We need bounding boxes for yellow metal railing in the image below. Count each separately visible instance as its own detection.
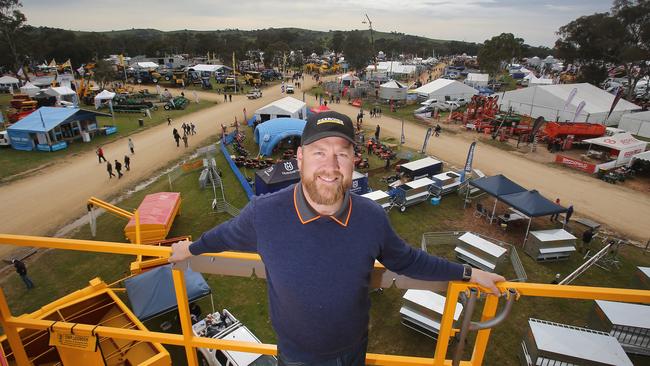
[1,234,650,366]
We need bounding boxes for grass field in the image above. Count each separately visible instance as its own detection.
[2,124,650,365]
[0,99,216,181]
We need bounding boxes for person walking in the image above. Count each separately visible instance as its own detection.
[174,132,181,147]
[12,259,34,289]
[96,146,107,163]
[564,205,574,225]
[224,93,228,102]
[114,160,123,179]
[374,124,381,141]
[550,198,561,221]
[107,161,115,179]
[435,124,442,137]
[167,117,172,126]
[169,111,504,366]
[229,94,232,102]
[124,155,131,171]
[182,134,189,148]
[128,138,135,154]
[191,123,196,135]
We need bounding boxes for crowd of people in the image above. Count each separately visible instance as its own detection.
[96,138,135,180]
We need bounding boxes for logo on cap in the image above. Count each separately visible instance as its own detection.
[316,118,344,126]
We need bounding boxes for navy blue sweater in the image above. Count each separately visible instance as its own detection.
[190,184,463,362]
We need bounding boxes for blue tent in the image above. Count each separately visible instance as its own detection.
[499,190,566,217]
[254,117,306,156]
[255,159,300,195]
[7,107,111,151]
[469,174,527,197]
[125,264,211,321]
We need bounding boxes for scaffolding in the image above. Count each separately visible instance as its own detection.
[0,234,649,366]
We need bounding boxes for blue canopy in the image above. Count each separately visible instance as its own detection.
[7,107,110,133]
[125,264,211,321]
[499,190,567,217]
[469,174,527,197]
[254,117,306,156]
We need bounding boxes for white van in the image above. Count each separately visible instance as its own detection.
[0,131,10,147]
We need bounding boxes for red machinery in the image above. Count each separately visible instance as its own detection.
[7,94,38,124]
[542,122,606,140]
[452,95,500,127]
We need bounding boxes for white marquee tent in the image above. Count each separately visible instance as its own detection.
[133,61,159,69]
[188,64,226,75]
[414,79,478,100]
[45,86,78,106]
[19,82,40,97]
[255,96,306,122]
[337,73,360,86]
[0,75,20,91]
[465,73,489,88]
[618,111,650,138]
[583,133,647,169]
[94,90,116,109]
[379,80,407,100]
[499,83,641,125]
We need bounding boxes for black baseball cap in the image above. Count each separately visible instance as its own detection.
[302,111,355,146]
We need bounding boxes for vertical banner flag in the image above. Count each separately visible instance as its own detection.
[421,127,433,153]
[460,141,477,182]
[563,87,578,112]
[193,91,199,104]
[572,101,586,122]
[606,87,624,121]
[400,119,405,145]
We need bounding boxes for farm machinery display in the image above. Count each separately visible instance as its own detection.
[164,96,189,110]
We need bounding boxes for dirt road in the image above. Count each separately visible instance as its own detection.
[0,79,314,257]
[326,102,650,241]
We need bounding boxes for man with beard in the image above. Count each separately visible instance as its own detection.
[169,111,504,366]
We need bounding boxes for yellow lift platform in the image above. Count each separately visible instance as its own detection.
[0,276,170,366]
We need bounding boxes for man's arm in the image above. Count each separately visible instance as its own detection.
[378,215,504,295]
[169,199,258,263]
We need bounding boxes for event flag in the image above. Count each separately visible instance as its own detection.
[193,91,199,104]
[400,119,405,145]
[563,87,578,112]
[572,101,586,122]
[17,66,25,79]
[421,127,433,153]
[460,141,477,182]
[606,87,624,121]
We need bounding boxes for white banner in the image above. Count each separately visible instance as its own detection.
[572,101,586,122]
[563,87,578,112]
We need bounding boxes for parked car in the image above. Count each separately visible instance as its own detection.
[420,98,438,106]
[286,84,295,94]
[444,101,461,110]
[414,105,435,114]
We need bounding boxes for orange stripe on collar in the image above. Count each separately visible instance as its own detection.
[294,185,320,224]
[330,196,352,227]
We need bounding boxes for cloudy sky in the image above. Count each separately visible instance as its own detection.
[22,0,612,47]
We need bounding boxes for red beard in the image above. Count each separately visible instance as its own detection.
[302,169,351,206]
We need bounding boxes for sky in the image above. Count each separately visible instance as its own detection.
[22,0,613,47]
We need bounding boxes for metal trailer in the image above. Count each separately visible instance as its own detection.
[391,177,435,213]
[454,232,507,273]
[635,266,650,290]
[399,156,443,180]
[430,171,462,197]
[399,289,463,339]
[520,318,633,366]
[193,309,277,366]
[361,190,392,211]
[524,229,576,262]
[589,300,650,356]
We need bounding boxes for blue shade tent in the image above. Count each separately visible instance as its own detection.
[498,190,567,218]
[469,174,527,197]
[125,264,211,321]
[254,118,306,156]
[499,190,567,244]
